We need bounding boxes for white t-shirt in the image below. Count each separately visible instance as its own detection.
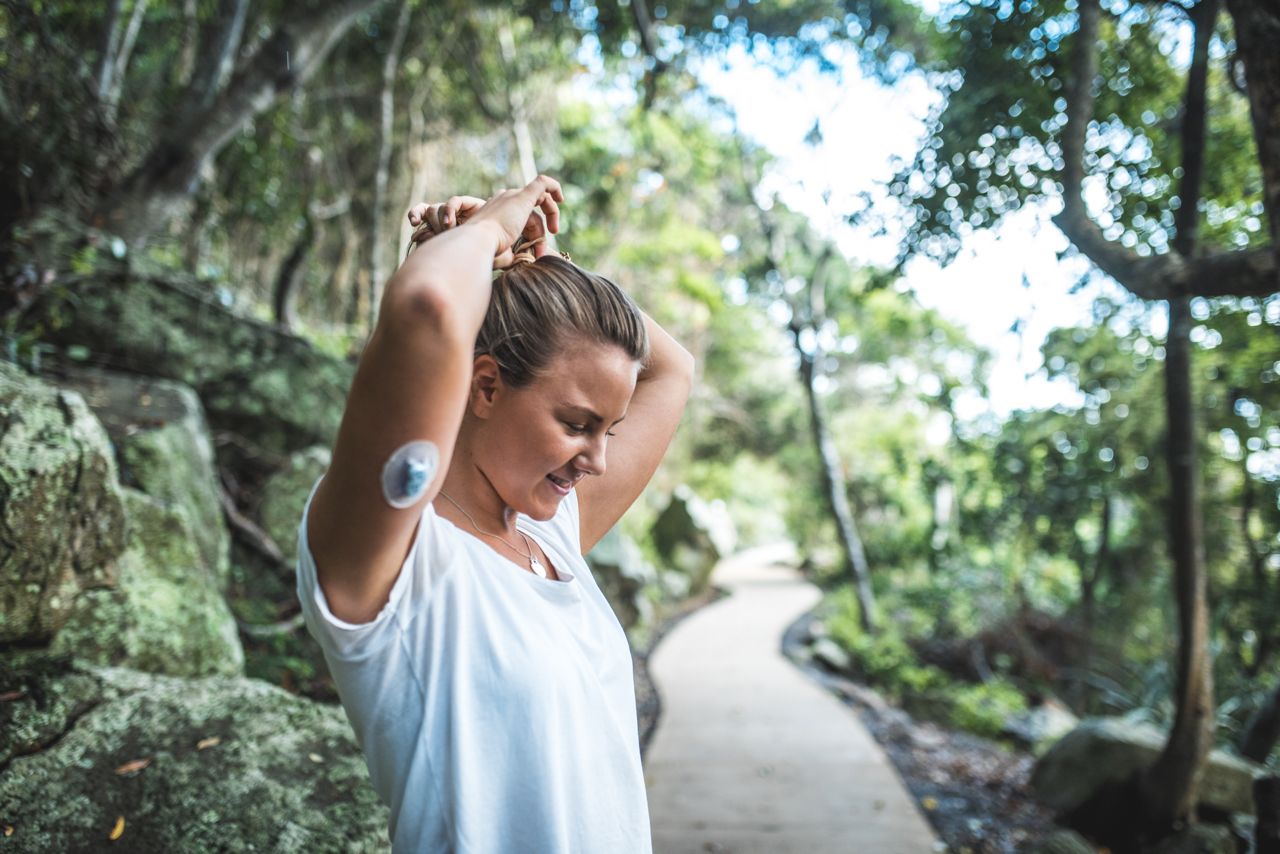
[295,478,653,853]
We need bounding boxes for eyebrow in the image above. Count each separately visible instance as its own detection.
[561,403,627,426]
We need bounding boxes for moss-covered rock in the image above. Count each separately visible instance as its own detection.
[258,446,330,568]
[649,485,736,594]
[587,526,658,635]
[51,489,244,678]
[1031,717,1266,818]
[51,365,230,590]
[21,272,353,457]
[0,655,389,853]
[0,362,127,644]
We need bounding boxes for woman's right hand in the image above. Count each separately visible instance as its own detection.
[406,175,563,268]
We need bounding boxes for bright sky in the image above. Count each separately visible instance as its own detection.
[694,42,1132,422]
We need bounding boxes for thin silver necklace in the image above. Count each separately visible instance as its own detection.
[438,490,547,578]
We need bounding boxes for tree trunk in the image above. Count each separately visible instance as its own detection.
[102,0,150,125]
[498,20,538,186]
[1257,777,1280,854]
[98,0,388,246]
[186,0,252,111]
[1224,0,1280,283]
[368,0,412,332]
[95,0,127,105]
[496,16,556,254]
[1136,1,1218,832]
[792,325,878,633]
[274,216,316,332]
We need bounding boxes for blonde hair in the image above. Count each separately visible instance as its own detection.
[477,254,649,387]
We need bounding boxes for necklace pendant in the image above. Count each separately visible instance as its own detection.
[529,554,547,578]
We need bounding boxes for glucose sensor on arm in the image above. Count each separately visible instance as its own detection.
[381,440,440,509]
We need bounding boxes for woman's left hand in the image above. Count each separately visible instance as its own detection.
[406,196,485,253]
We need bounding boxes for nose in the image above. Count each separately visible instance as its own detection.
[575,434,607,477]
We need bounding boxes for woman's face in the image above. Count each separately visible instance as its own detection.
[478,340,640,520]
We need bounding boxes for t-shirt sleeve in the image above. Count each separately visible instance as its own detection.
[294,475,435,661]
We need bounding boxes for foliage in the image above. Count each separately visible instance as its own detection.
[825,583,1029,739]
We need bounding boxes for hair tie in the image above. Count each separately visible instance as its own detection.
[506,233,546,268]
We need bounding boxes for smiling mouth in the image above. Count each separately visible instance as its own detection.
[546,473,576,492]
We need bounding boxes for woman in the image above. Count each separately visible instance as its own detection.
[295,174,694,852]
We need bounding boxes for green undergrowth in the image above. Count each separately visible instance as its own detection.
[822,584,1029,740]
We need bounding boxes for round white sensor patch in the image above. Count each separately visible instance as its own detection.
[380,440,440,509]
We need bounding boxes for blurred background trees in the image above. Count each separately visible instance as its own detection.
[2,0,1278,848]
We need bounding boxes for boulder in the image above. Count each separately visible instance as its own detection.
[258,446,331,568]
[1030,828,1097,853]
[0,653,389,852]
[1030,717,1265,818]
[51,365,230,590]
[1,363,242,677]
[650,486,737,593]
[1146,823,1240,854]
[586,527,658,633]
[50,489,245,678]
[0,362,127,644]
[1003,699,1080,755]
[23,273,353,457]
[810,637,852,673]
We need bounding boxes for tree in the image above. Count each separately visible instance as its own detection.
[854,0,1279,840]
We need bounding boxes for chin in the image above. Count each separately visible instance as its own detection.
[526,499,561,522]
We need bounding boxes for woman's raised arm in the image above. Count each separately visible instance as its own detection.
[575,311,694,553]
[307,176,563,625]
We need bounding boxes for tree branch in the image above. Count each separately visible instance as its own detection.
[1224,0,1280,280]
[102,0,389,243]
[188,0,251,112]
[1054,0,1277,299]
[626,0,669,109]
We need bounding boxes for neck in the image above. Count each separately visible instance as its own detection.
[440,428,519,537]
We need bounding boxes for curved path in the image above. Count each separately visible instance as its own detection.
[643,546,942,853]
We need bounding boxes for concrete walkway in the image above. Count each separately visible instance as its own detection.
[644,546,942,853]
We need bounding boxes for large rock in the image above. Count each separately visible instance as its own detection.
[649,486,737,594]
[0,362,127,644]
[24,272,353,456]
[0,654,389,852]
[258,446,331,568]
[52,365,231,590]
[50,489,245,678]
[1003,699,1080,755]
[1,363,242,677]
[586,527,658,634]
[1031,717,1266,818]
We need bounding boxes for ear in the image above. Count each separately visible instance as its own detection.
[469,354,503,418]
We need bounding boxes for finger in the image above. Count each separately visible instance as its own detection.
[527,174,564,203]
[427,204,448,234]
[443,196,466,228]
[536,191,560,235]
[451,195,487,224]
[522,208,547,242]
[407,203,429,225]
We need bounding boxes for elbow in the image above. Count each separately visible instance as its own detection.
[382,278,471,344]
[664,341,695,391]
[675,344,696,383]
